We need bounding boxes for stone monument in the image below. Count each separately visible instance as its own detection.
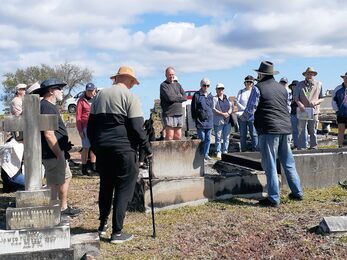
[0,95,73,259]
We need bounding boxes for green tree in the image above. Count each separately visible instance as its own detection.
[1,63,93,112]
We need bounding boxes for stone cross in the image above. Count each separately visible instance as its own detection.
[2,95,58,190]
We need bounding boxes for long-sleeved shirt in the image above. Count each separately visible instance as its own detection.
[235,88,252,117]
[76,93,92,133]
[332,83,347,116]
[10,96,23,116]
[240,76,291,135]
[160,80,187,117]
[87,84,151,155]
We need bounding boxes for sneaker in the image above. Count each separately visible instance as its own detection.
[288,193,303,201]
[110,232,134,244]
[98,222,108,236]
[258,198,279,208]
[61,206,81,217]
[216,152,222,159]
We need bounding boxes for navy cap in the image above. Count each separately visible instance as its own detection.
[86,82,96,91]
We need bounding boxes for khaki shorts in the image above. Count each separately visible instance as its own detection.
[43,155,72,185]
[163,115,183,128]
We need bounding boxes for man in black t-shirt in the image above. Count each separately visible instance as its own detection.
[33,78,80,217]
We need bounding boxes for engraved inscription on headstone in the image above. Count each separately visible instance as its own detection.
[15,189,52,208]
[0,223,70,254]
[6,205,60,230]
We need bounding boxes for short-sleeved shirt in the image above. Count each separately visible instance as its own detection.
[40,99,69,159]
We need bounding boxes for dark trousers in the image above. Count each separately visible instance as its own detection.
[97,149,139,233]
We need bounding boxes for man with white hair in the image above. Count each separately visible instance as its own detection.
[294,67,324,150]
[191,77,214,160]
[10,83,27,116]
[33,78,80,218]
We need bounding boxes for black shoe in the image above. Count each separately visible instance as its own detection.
[82,164,92,176]
[110,232,134,244]
[91,162,97,172]
[98,222,108,236]
[288,193,303,201]
[61,206,81,217]
[258,198,279,208]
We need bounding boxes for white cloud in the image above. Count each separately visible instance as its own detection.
[0,0,347,81]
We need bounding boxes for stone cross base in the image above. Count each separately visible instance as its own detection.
[0,222,71,254]
[15,189,52,208]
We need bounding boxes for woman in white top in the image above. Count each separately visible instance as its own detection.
[235,75,258,152]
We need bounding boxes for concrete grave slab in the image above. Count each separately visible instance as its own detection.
[319,216,347,234]
[71,232,100,260]
[151,140,204,179]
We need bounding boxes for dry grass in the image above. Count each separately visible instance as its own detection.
[1,174,347,259]
[65,175,347,259]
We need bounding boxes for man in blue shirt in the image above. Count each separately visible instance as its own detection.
[240,61,303,207]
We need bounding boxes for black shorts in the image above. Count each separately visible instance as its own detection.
[337,116,347,125]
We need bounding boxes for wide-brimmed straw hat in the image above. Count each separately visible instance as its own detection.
[110,66,140,85]
[254,61,279,75]
[302,67,318,76]
[340,72,347,79]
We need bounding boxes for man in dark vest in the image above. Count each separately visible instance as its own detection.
[240,61,303,207]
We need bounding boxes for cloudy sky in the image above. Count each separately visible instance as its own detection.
[1,0,347,116]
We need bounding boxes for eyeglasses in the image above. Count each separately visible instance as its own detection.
[202,84,210,87]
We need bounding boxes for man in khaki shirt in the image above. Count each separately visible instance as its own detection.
[10,83,27,116]
[294,67,324,149]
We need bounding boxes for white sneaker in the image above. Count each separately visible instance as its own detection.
[216,152,222,159]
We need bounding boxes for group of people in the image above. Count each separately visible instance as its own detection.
[1,60,346,245]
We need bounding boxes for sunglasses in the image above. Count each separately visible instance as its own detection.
[202,84,210,87]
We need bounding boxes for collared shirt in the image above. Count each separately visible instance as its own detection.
[239,86,260,122]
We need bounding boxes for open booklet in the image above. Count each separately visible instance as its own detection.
[297,107,315,120]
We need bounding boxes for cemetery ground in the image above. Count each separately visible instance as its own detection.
[1,167,347,259]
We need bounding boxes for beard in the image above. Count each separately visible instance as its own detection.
[55,92,63,102]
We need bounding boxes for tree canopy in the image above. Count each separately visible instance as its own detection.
[1,63,93,112]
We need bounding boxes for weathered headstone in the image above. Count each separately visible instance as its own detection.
[319,216,347,234]
[0,95,73,258]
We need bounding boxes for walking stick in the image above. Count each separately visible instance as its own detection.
[148,157,156,238]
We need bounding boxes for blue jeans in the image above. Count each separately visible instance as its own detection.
[214,123,232,154]
[197,128,212,158]
[258,134,303,205]
[238,118,258,152]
